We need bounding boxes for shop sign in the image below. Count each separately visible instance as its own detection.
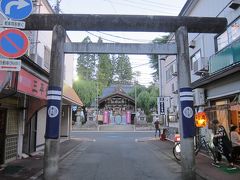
[17,69,48,99]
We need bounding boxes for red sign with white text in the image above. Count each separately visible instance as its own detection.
[17,69,48,99]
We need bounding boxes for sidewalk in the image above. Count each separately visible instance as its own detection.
[0,139,82,180]
[149,138,240,180]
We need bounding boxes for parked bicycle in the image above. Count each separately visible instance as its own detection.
[173,134,215,161]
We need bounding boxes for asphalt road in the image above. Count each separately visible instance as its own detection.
[57,131,183,180]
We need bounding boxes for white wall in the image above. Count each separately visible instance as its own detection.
[36,107,47,151]
[187,0,240,82]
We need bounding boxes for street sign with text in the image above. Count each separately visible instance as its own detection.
[0,0,33,20]
[0,58,21,71]
[2,20,25,29]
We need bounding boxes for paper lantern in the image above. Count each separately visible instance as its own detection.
[195,112,208,127]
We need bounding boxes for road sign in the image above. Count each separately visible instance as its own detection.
[158,97,165,115]
[2,20,25,29]
[0,28,29,58]
[0,0,33,20]
[0,58,21,71]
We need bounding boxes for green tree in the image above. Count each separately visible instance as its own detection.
[149,35,169,81]
[115,54,133,83]
[73,79,97,122]
[76,36,96,80]
[96,38,113,94]
[137,90,151,115]
[148,85,159,112]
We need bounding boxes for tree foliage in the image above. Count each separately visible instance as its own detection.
[76,36,96,80]
[149,35,170,81]
[75,36,134,110]
[96,38,114,94]
[114,54,133,83]
[73,80,96,108]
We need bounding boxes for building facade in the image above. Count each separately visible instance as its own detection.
[0,0,82,165]
[163,0,240,140]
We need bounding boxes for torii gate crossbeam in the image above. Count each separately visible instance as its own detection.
[25,14,227,33]
[64,42,177,55]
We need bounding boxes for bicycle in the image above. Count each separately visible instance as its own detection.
[173,135,215,161]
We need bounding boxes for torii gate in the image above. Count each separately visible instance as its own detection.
[25,14,227,180]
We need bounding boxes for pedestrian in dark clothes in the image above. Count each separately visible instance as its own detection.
[212,119,236,170]
[154,120,161,138]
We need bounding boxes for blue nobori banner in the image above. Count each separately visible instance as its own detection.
[45,86,62,139]
[179,87,195,138]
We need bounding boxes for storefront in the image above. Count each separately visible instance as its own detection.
[0,71,21,164]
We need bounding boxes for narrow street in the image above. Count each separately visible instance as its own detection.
[55,132,201,180]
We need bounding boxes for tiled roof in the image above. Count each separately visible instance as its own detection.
[100,84,134,98]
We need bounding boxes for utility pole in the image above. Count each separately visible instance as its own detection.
[44,25,66,180]
[134,71,140,113]
[158,56,165,126]
[175,26,195,180]
[54,0,61,14]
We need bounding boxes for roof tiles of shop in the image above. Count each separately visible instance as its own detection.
[63,83,83,106]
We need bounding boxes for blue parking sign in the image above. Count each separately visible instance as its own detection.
[0,0,33,20]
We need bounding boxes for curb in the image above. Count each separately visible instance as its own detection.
[28,142,82,180]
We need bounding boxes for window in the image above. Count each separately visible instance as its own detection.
[191,50,201,71]
[217,17,240,51]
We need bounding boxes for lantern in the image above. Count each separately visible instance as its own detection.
[195,112,208,127]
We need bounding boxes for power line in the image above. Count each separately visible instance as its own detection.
[104,0,118,13]
[105,0,176,15]
[124,0,181,11]
[132,62,151,68]
[97,31,152,43]
[86,31,119,43]
[139,0,182,9]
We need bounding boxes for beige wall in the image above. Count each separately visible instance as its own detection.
[36,107,47,151]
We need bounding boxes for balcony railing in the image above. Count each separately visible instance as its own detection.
[209,39,240,74]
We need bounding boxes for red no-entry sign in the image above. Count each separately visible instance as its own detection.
[0,28,29,58]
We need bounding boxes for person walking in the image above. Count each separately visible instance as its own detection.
[211,119,236,170]
[230,125,240,162]
[154,119,161,138]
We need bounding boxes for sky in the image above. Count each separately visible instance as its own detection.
[49,0,187,86]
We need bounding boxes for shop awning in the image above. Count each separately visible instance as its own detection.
[63,83,83,106]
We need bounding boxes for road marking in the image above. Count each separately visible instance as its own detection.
[135,137,157,142]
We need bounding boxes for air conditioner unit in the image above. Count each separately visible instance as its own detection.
[172,63,177,76]
[193,57,209,76]
[193,88,205,106]
[189,40,196,49]
[171,83,178,94]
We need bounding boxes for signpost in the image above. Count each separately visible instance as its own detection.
[2,20,25,29]
[158,97,165,115]
[0,28,29,58]
[0,0,33,20]
[0,58,21,71]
